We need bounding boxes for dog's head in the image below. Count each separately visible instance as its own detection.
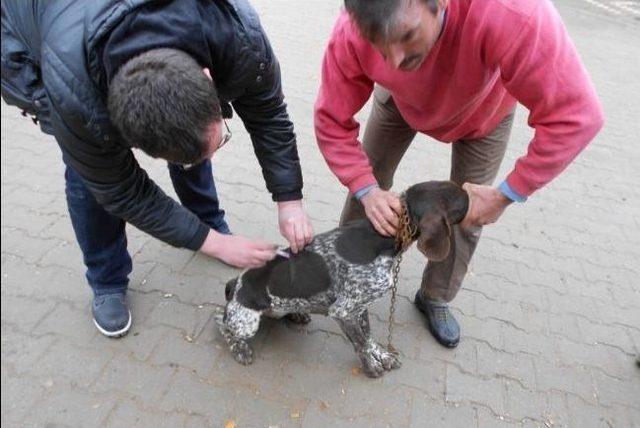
[405,181,469,261]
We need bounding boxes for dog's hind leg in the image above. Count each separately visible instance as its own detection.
[214,308,255,365]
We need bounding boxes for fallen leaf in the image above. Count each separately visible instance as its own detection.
[224,421,235,428]
[291,412,300,419]
[184,335,193,343]
[319,400,330,410]
[351,367,361,376]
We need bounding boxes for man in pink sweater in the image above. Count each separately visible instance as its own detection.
[314,0,604,347]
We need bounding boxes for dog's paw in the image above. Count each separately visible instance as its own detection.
[285,312,312,325]
[376,346,401,371]
[230,341,254,365]
[359,342,401,377]
[360,354,385,378]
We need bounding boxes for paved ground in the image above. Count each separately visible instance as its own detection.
[2,0,639,427]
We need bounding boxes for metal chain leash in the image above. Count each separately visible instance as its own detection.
[386,198,417,355]
[386,255,402,355]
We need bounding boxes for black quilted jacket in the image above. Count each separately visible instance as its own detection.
[1,0,303,250]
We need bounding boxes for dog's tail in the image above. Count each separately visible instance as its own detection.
[225,277,238,302]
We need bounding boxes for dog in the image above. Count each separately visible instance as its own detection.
[216,181,469,377]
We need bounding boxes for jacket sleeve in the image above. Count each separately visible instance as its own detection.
[231,57,303,202]
[50,106,210,251]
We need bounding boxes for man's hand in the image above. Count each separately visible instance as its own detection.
[461,183,512,228]
[277,200,314,253]
[360,187,402,236]
[199,230,277,268]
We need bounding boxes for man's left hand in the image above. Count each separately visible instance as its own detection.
[277,200,314,253]
[461,183,512,228]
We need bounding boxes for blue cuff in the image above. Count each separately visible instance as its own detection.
[498,180,527,203]
[354,184,378,200]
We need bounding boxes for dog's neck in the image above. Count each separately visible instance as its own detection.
[395,197,419,254]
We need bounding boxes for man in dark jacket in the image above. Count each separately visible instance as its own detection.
[1,0,313,337]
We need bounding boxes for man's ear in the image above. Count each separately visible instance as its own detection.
[416,211,452,261]
[203,68,213,81]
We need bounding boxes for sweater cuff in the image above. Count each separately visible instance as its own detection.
[505,170,539,198]
[347,174,378,195]
[499,180,528,203]
[184,222,210,251]
[354,184,378,200]
[272,190,303,202]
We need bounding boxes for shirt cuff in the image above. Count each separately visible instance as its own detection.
[354,184,378,200]
[498,180,527,203]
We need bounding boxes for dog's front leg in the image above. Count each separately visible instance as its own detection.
[334,313,388,378]
[214,308,255,365]
[357,310,401,372]
[220,323,254,365]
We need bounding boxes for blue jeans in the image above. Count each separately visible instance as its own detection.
[64,160,229,296]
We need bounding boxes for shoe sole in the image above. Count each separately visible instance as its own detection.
[93,310,132,338]
[414,299,459,348]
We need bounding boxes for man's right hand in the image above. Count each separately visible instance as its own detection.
[199,230,277,268]
[360,187,402,236]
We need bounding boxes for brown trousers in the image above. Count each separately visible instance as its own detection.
[340,87,514,302]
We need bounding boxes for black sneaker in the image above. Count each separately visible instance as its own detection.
[92,293,131,338]
[414,291,460,348]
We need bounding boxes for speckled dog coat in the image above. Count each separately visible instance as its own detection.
[217,181,469,377]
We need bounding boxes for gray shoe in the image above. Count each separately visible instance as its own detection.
[92,293,131,338]
[414,291,460,348]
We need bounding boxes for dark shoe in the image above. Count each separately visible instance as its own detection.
[414,291,460,348]
[92,293,131,338]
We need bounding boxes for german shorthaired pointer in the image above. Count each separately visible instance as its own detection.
[216,181,469,377]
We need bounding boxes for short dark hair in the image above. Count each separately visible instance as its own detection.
[108,48,221,164]
[344,0,438,42]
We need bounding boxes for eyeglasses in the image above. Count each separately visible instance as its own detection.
[218,119,232,150]
[178,120,232,171]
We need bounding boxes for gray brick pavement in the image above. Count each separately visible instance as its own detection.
[2,0,639,426]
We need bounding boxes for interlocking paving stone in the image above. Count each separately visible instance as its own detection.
[2,0,639,424]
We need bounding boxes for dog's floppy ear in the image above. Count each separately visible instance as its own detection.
[416,210,452,261]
